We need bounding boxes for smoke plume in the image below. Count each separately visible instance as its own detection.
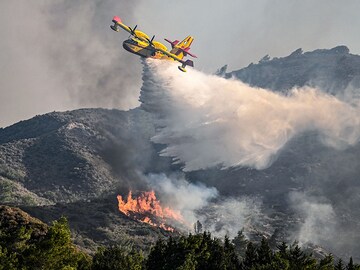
[289,192,337,247]
[140,59,360,171]
[0,1,142,127]
[145,173,264,238]
[144,173,218,226]
[199,196,264,239]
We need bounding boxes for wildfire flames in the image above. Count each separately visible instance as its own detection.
[117,190,184,232]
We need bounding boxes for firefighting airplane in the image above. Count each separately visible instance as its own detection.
[110,16,197,72]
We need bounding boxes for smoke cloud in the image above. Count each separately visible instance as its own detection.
[145,173,218,226]
[140,59,360,171]
[3,1,360,127]
[0,1,142,128]
[199,196,263,239]
[145,173,264,238]
[289,192,337,247]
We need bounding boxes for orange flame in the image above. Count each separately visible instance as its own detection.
[117,190,184,232]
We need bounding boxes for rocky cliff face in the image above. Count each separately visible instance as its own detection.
[226,46,360,95]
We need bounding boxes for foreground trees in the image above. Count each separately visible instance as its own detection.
[0,215,91,270]
[146,232,240,270]
[92,246,143,270]
[0,206,359,270]
[145,233,359,270]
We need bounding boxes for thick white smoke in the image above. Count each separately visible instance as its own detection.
[145,173,263,238]
[140,59,360,171]
[145,173,218,225]
[199,196,264,239]
[289,192,337,247]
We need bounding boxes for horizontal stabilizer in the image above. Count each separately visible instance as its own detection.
[184,59,194,67]
[164,38,179,48]
[177,47,197,58]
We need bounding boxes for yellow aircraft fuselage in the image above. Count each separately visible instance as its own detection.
[111,16,196,72]
[122,38,166,60]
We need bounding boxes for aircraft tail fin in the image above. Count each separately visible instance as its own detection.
[177,36,194,49]
[168,36,196,60]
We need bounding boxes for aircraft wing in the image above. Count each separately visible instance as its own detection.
[155,46,194,71]
[111,16,150,43]
[154,46,183,62]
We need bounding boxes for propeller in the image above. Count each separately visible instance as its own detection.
[146,35,156,47]
[145,35,157,56]
[128,25,138,36]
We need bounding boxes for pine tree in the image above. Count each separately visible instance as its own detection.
[318,254,334,270]
[243,242,258,270]
[335,259,345,270]
[223,235,241,270]
[91,246,143,270]
[23,216,91,270]
[277,242,289,260]
[177,252,197,270]
[257,237,273,266]
[146,239,166,270]
[232,230,248,260]
[347,257,354,270]
[288,242,316,270]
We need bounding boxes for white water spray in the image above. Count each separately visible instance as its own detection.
[140,59,360,171]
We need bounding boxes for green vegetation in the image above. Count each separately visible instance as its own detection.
[0,164,25,182]
[92,246,144,270]
[0,206,359,270]
[0,177,51,206]
[144,233,359,270]
[0,215,91,270]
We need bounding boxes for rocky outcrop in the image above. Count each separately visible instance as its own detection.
[226,46,360,95]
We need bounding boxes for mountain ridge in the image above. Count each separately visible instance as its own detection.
[224,45,360,95]
[1,46,360,259]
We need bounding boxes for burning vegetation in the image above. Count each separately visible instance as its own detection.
[117,190,184,232]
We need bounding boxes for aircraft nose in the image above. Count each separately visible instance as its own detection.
[123,41,130,50]
[122,40,134,53]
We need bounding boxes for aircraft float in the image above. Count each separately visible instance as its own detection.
[110,16,197,72]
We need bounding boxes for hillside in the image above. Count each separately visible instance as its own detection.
[0,108,160,205]
[0,46,360,259]
[0,108,173,251]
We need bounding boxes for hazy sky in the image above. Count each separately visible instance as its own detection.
[1,0,360,127]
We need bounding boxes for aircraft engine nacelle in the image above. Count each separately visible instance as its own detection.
[110,22,119,32]
[110,16,122,32]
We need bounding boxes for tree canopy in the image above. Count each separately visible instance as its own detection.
[0,207,359,270]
